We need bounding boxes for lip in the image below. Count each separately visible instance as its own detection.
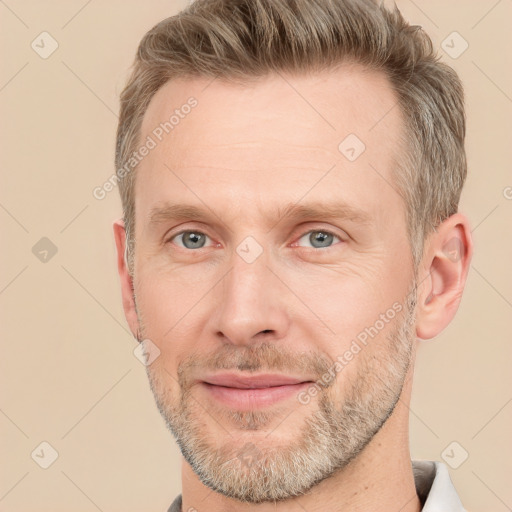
[202,373,311,388]
[199,373,315,410]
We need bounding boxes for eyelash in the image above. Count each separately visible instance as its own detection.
[166,228,344,251]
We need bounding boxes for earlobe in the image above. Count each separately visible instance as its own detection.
[415,213,473,340]
[113,219,140,339]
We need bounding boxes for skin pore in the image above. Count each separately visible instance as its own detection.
[113,63,472,512]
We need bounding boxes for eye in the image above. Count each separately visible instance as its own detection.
[168,228,343,251]
[170,230,213,250]
[296,229,342,249]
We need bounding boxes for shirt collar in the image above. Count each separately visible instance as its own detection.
[413,460,466,511]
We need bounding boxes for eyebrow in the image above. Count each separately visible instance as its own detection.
[147,201,372,229]
[276,202,372,225]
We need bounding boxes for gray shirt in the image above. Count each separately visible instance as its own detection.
[167,460,465,512]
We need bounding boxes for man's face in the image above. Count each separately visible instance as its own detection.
[131,64,418,502]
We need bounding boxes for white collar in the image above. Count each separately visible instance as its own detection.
[413,460,466,511]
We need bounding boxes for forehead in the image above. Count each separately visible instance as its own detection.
[135,64,405,226]
[140,63,403,154]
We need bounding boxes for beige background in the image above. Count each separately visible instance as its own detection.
[1,0,511,510]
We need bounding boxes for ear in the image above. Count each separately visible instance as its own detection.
[113,218,140,340]
[415,213,473,340]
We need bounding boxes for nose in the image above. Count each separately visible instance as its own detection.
[209,249,290,346]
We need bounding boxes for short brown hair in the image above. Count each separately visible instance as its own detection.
[115,0,466,274]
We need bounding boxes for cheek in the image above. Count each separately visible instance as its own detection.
[286,261,410,386]
[287,258,406,335]
[134,269,204,364]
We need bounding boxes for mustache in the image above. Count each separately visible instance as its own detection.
[176,342,335,388]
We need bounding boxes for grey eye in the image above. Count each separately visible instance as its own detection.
[177,231,209,249]
[298,230,340,249]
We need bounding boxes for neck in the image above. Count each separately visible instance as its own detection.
[180,360,420,512]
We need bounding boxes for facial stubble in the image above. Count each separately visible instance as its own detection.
[140,286,417,503]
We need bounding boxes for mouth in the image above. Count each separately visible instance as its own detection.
[198,373,315,409]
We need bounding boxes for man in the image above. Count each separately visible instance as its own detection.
[113,0,472,510]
